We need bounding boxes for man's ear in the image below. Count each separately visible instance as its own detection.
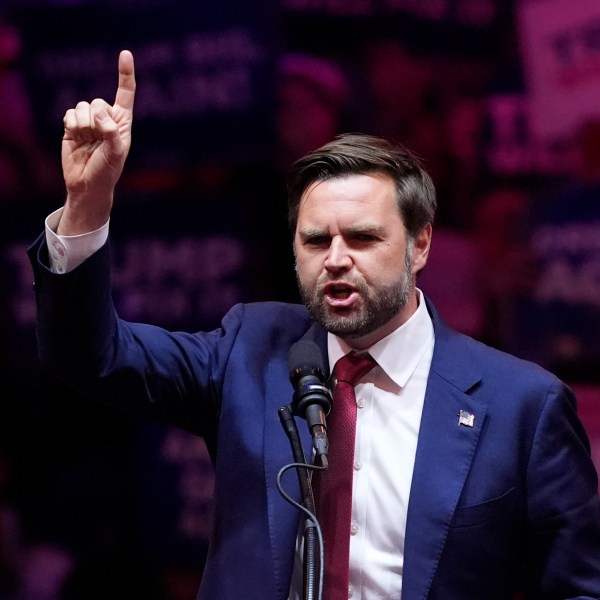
[412,223,432,275]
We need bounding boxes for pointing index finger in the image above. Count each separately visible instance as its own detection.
[114,49,136,111]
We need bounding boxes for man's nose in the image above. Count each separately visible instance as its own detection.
[324,237,352,272]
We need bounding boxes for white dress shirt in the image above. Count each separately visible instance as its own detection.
[44,209,435,599]
[290,291,434,599]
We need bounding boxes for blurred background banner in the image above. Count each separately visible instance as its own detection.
[519,0,600,144]
[18,0,279,169]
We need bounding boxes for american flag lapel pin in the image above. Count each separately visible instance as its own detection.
[458,410,475,427]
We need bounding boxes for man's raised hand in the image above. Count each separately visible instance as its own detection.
[59,50,136,235]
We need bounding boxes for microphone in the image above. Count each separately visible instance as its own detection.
[288,340,332,468]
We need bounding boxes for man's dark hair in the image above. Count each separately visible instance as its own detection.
[287,133,437,239]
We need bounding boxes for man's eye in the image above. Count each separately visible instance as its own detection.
[353,233,377,242]
[305,236,329,246]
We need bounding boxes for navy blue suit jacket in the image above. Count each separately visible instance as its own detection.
[29,237,600,599]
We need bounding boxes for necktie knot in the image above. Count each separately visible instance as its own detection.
[333,352,376,387]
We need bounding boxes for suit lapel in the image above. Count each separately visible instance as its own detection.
[402,301,487,599]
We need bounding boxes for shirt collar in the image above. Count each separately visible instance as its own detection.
[327,289,434,388]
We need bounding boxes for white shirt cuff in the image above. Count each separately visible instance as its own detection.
[45,207,109,274]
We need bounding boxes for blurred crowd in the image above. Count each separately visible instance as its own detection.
[1,3,599,599]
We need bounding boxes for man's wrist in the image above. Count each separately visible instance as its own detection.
[45,207,110,273]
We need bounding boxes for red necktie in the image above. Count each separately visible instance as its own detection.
[313,352,376,600]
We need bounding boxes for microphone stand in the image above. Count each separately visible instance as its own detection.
[278,405,321,600]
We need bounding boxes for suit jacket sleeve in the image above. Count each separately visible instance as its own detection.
[27,232,240,438]
[524,378,600,598]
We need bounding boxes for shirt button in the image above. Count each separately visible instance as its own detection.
[53,241,65,256]
[356,398,366,408]
[348,585,354,598]
[354,459,362,470]
[350,521,358,535]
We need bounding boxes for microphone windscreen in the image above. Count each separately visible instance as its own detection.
[288,340,325,386]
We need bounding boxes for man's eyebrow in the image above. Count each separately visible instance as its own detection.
[297,226,330,238]
[344,223,386,234]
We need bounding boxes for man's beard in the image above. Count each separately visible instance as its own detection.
[297,247,415,339]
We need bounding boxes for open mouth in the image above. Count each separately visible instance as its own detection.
[323,282,360,308]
